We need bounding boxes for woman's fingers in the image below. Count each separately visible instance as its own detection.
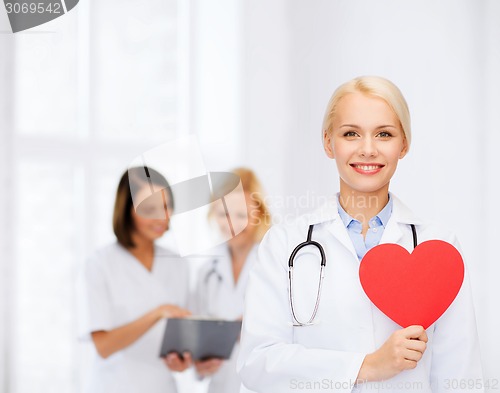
[182,352,193,364]
[406,337,427,354]
[403,325,428,342]
[403,347,424,362]
[164,352,193,371]
[195,358,224,376]
[158,304,192,319]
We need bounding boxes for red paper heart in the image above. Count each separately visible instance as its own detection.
[359,240,464,329]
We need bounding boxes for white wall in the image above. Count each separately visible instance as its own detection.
[239,0,292,207]
[0,9,14,391]
[192,0,243,169]
[481,0,500,380]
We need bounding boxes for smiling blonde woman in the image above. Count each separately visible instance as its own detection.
[237,76,484,393]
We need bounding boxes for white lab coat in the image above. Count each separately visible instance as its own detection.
[192,244,258,393]
[237,194,484,393]
[77,242,190,393]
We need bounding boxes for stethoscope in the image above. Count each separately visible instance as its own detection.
[288,223,418,327]
[203,259,223,317]
[204,259,223,284]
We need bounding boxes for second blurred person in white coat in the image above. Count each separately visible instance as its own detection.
[192,168,272,393]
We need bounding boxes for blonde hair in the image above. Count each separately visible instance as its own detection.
[210,167,272,242]
[234,167,272,241]
[322,76,411,148]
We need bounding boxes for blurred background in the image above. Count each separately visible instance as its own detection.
[1,0,500,392]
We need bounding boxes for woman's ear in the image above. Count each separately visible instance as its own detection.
[399,138,409,159]
[323,131,335,159]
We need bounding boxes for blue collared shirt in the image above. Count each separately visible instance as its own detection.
[337,195,393,260]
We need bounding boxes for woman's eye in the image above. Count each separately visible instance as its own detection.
[236,213,248,220]
[343,131,358,137]
[378,131,393,137]
[216,212,227,219]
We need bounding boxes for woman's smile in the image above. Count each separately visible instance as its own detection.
[350,162,385,175]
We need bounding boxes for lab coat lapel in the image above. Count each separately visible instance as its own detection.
[119,245,170,297]
[309,199,358,260]
[379,215,404,245]
[236,244,258,292]
[310,194,422,259]
[326,218,358,260]
[218,245,233,287]
[380,194,423,246]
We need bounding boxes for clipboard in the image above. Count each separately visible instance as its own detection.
[159,318,242,361]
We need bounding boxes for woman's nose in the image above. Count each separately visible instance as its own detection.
[358,137,378,157]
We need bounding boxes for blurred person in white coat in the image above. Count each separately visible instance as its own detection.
[237,76,484,392]
[192,167,272,393]
[77,166,192,393]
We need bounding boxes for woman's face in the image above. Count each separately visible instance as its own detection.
[213,191,260,247]
[131,186,171,244]
[323,92,408,196]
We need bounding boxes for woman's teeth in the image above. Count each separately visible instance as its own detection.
[353,165,381,170]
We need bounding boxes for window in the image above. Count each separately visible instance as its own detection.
[4,0,189,391]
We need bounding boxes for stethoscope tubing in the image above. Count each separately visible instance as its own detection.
[288,224,326,326]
